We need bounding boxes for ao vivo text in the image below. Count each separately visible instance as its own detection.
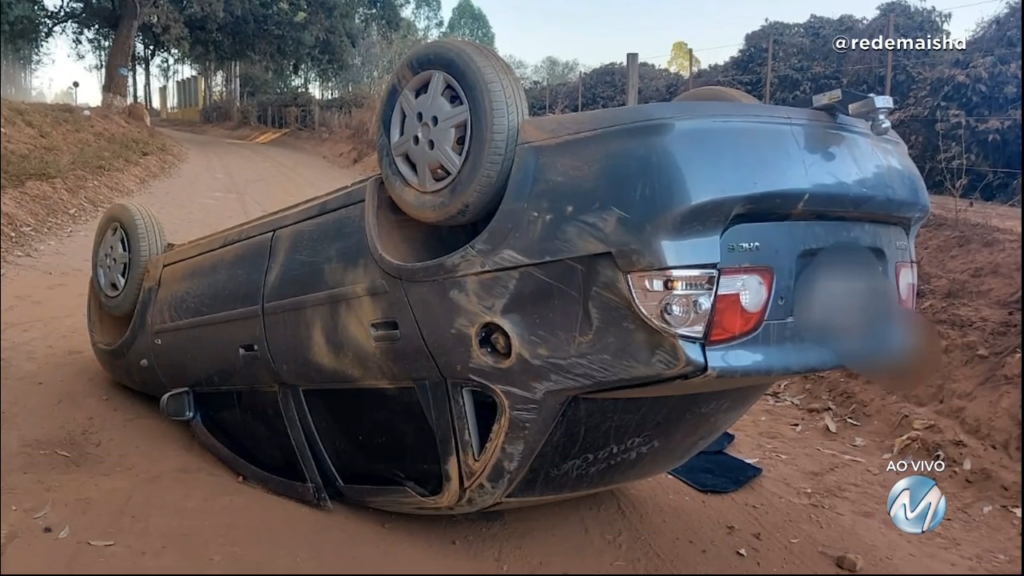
[886,459,947,473]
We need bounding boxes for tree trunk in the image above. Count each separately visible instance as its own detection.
[101,0,142,111]
[143,48,153,110]
[131,48,139,104]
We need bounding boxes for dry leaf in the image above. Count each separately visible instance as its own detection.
[1008,506,1022,519]
[911,419,935,431]
[58,526,70,539]
[824,413,838,434]
[790,423,803,433]
[844,417,862,426]
[850,437,867,448]
[87,540,115,547]
[32,500,52,520]
[962,458,972,471]
[736,548,748,557]
[983,505,993,515]
[817,447,866,463]
[772,453,789,459]
[892,431,922,456]
[789,538,800,543]
[54,450,72,458]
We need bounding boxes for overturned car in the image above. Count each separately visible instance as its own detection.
[87,40,930,514]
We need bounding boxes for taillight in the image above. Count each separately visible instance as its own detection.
[626,269,718,338]
[626,267,774,344]
[707,267,774,345]
[895,261,917,310]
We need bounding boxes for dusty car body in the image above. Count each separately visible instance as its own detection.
[87,43,929,515]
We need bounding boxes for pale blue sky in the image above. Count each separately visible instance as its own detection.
[38,0,1008,105]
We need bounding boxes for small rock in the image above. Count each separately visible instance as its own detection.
[976,348,990,359]
[736,548,747,557]
[836,552,864,573]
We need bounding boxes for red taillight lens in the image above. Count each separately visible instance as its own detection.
[895,261,918,310]
[708,267,774,345]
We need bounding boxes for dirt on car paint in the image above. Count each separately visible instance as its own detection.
[1,128,1020,574]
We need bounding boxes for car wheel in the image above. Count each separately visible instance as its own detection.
[377,39,527,226]
[91,202,166,318]
[673,86,761,103]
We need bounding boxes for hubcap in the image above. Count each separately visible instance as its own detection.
[96,223,130,297]
[389,70,471,192]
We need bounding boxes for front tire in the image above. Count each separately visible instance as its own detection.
[377,39,527,226]
[91,202,166,317]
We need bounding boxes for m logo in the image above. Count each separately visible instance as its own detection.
[887,475,947,534]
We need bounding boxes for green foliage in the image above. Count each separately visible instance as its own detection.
[1,0,51,98]
[443,0,494,47]
[666,40,701,76]
[525,62,685,115]
[410,0,443,40]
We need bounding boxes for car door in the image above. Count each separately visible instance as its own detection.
[150,233,278,390]
[262,203,439,385]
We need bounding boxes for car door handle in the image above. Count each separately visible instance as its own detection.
[370,319,401,343]
[238,343,260,361]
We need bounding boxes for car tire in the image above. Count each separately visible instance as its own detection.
[91,202,166,318]
[377,39,528,226]
[673,86,761,104]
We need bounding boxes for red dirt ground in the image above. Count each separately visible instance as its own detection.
[1,111,1021,573]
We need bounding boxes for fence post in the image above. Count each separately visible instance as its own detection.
[764,38,774,104]
[578,70,583,113]
[626,53,639,106]
[885,13,895,96]
[688,47,695,92]
[545,79,550,115]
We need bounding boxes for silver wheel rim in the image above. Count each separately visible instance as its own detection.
[389,70,472,192]
[96,223,130,298]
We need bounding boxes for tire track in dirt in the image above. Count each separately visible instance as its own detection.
[1,130,1019,574]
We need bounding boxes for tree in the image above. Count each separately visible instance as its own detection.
[410,0,444,39]
[0,0,51,99]
[503,54,534,82]
[443,0,494,47]
[666,40,701,77]
[532,56,583,85]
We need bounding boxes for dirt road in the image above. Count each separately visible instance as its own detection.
[2,130,1020,574]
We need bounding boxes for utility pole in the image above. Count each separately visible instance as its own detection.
[577,70,583,113]
[687,48,695,92]
[626,53,639,106]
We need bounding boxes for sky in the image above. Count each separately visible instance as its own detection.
[36,0,1010,106]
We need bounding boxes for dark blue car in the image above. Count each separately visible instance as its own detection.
[87,40,929,514]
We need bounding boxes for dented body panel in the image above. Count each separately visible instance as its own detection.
[87,101,930,514]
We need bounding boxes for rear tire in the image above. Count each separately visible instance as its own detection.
[674,86,761,104]
[377,39,527,226]
[91,202,166,318]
